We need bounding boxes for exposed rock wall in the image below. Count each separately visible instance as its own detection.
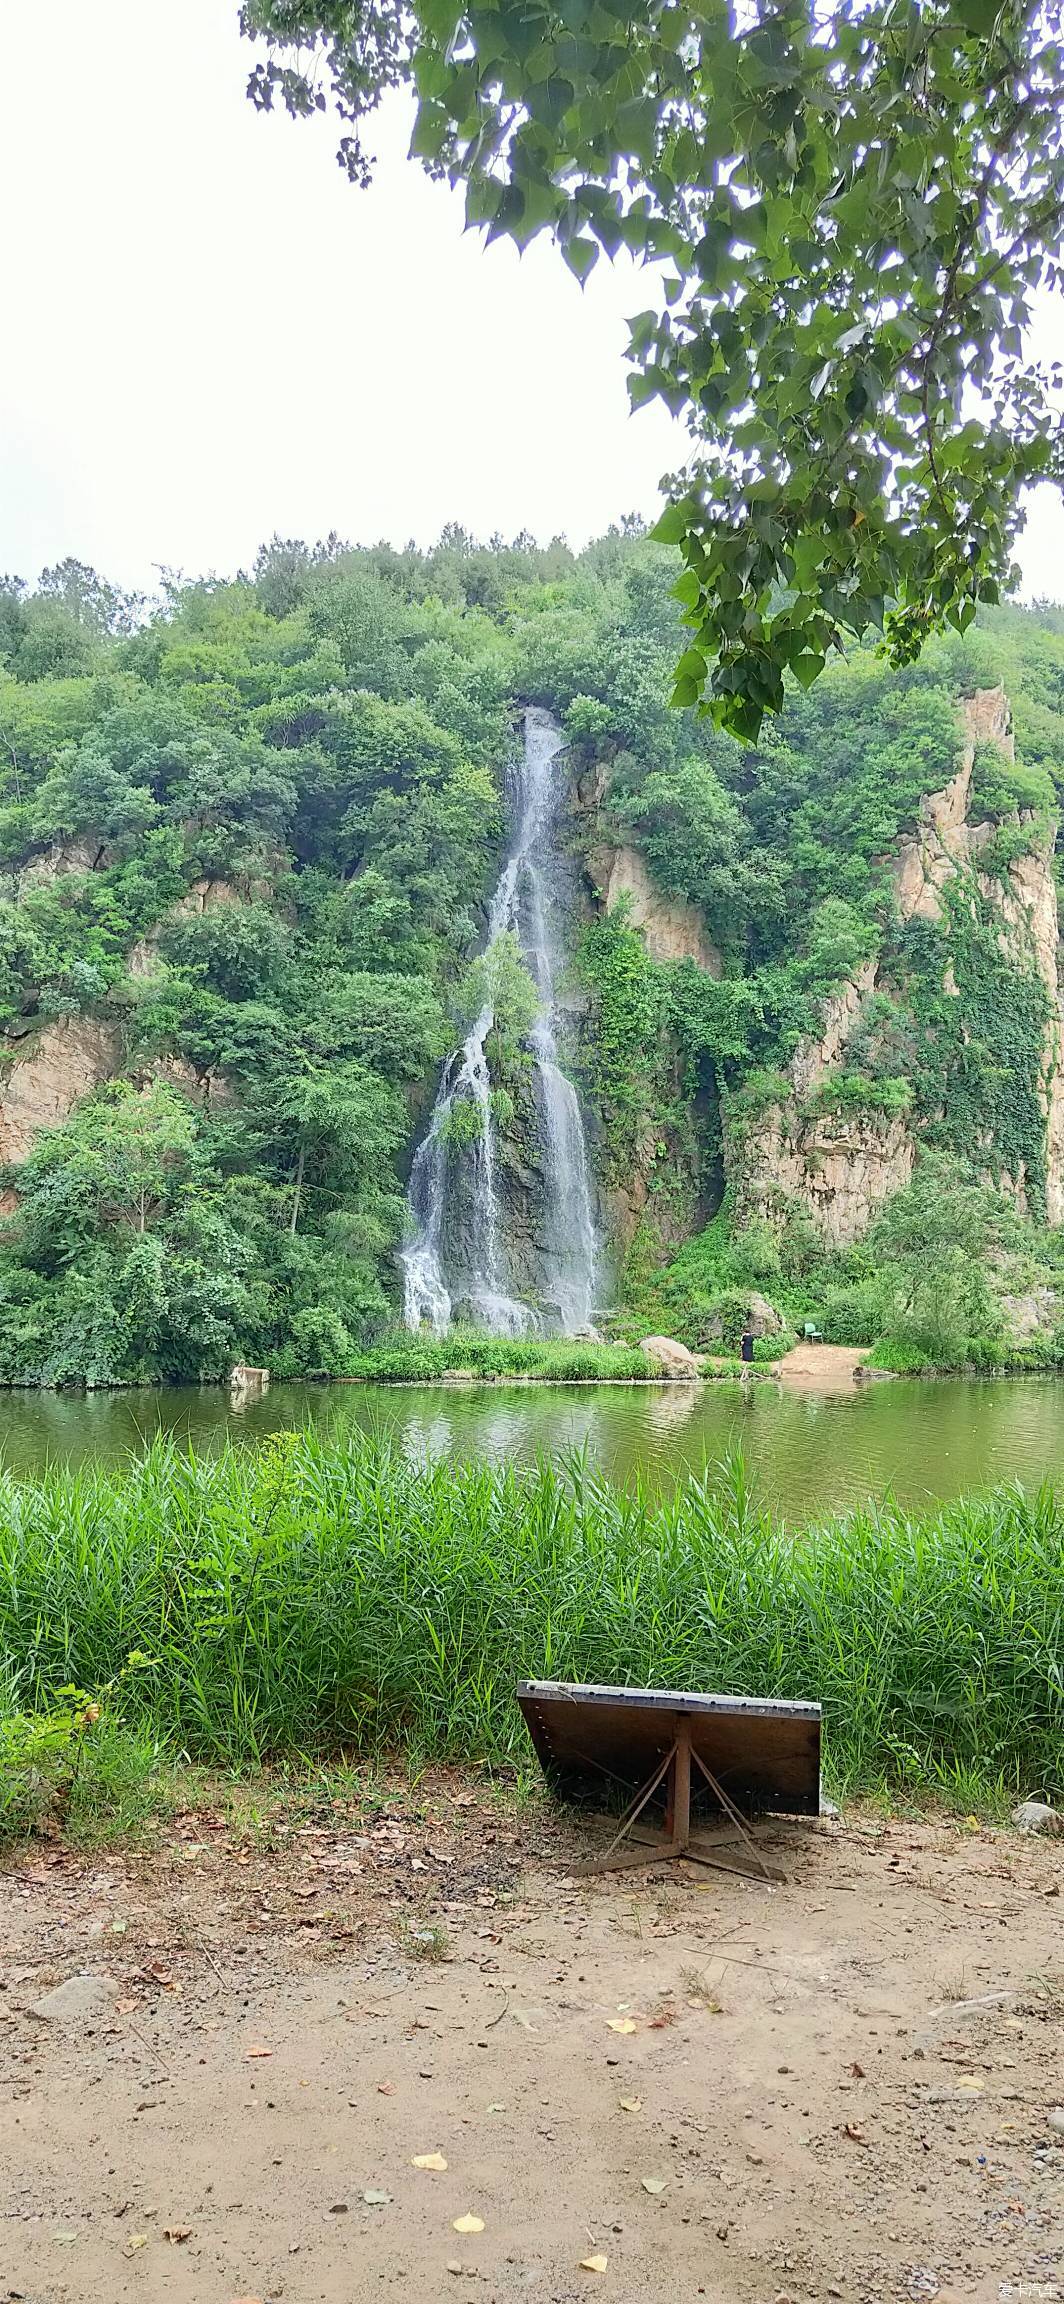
[790,959,879,1101]
[0,1017,124,1166]
[127,874,247,978]
[587,841,722,975]
[733,1103,915,1250]
[573,770,721,1260]
[734,685,1064,1243]
[0,875,242,1173]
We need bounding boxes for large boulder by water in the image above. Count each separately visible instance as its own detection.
[747,1292,783,1337]
[639,1335,701,1381]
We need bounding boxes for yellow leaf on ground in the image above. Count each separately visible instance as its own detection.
[606,2018,637,2035]
[957,2074,986,2092]
[618,2096,642,2113]
[123,2234,149,2255]
[580,2254,608,2273]
[411,2152,448,2171]
[452,2213,485,2234]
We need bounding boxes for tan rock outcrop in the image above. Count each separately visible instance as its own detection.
[0,1016,124,1166]
[791,959,879,1099]
[737,683,1064,1242]
[0,1025,224,1181]
[127,878,248,982]
[735,1104,914,1251]
[998,1285,1060,1343]
[890,687,1014,927]
[974,824,1064,1223]
[18,835,110,889]
[589,843,722,975]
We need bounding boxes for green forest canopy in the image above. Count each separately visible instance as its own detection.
[239,1,1064,736]
[1,530,1064,1381]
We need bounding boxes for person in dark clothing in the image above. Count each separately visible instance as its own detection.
[740,1330,755,1365]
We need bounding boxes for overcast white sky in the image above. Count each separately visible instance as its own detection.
[2,0,1063,600]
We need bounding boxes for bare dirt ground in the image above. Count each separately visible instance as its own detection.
[1,1782,1061,2304]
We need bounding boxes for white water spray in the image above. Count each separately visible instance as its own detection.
[401,710,598,1335]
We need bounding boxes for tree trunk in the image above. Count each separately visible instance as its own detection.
[289,1139,306,1236]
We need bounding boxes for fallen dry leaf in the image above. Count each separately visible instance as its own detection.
[849,2061,866,2079]
[244,2046,273,2060]
[641,2177,667,2195]
[580,2255,608,2273]
[606,2018,637,2036]
[123,2234,149,2256]
[164,2226,192,2244]
[411,2152,448,2171]
[452,2213,485,2234]
[618,2096,642,2114]
[844,2122,870,2145]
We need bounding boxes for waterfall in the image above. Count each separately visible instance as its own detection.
[401,708,599,1336]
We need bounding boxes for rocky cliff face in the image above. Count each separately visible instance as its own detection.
[733,1100,915,1250]
[575,779,721,1260]
[587,840,722,974]
[734,687,1064,1245]
[0,1016,124,1168]
[0,873,245,1182]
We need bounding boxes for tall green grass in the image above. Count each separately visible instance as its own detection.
[0,1431,1060,1804]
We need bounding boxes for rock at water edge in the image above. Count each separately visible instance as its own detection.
[639,1335,701,1381]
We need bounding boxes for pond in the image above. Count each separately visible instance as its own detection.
[2,1374,1064,1522]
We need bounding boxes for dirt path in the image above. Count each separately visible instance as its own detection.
[1,1785,1061,2304]
[775,1342,872,1389]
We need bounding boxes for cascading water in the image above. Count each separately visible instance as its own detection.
[401,709,599,1336]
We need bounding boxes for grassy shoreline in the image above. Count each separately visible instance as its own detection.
[2,1432,1061,1838]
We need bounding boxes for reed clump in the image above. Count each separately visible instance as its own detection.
[0,1432,1059,1807]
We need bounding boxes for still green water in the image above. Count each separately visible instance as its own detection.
[1,1375,1063,1522]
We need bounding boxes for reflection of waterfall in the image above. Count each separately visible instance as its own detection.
[402,709,598,1336]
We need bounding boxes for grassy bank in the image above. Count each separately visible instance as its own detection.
[1,1433,1061,1838]
[330,1333,656,1383]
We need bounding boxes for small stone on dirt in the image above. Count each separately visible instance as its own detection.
[1011,1798,1062,1834]
[30,1974,118,2024]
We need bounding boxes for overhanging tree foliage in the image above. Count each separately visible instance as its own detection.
[240,0,1064,736]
